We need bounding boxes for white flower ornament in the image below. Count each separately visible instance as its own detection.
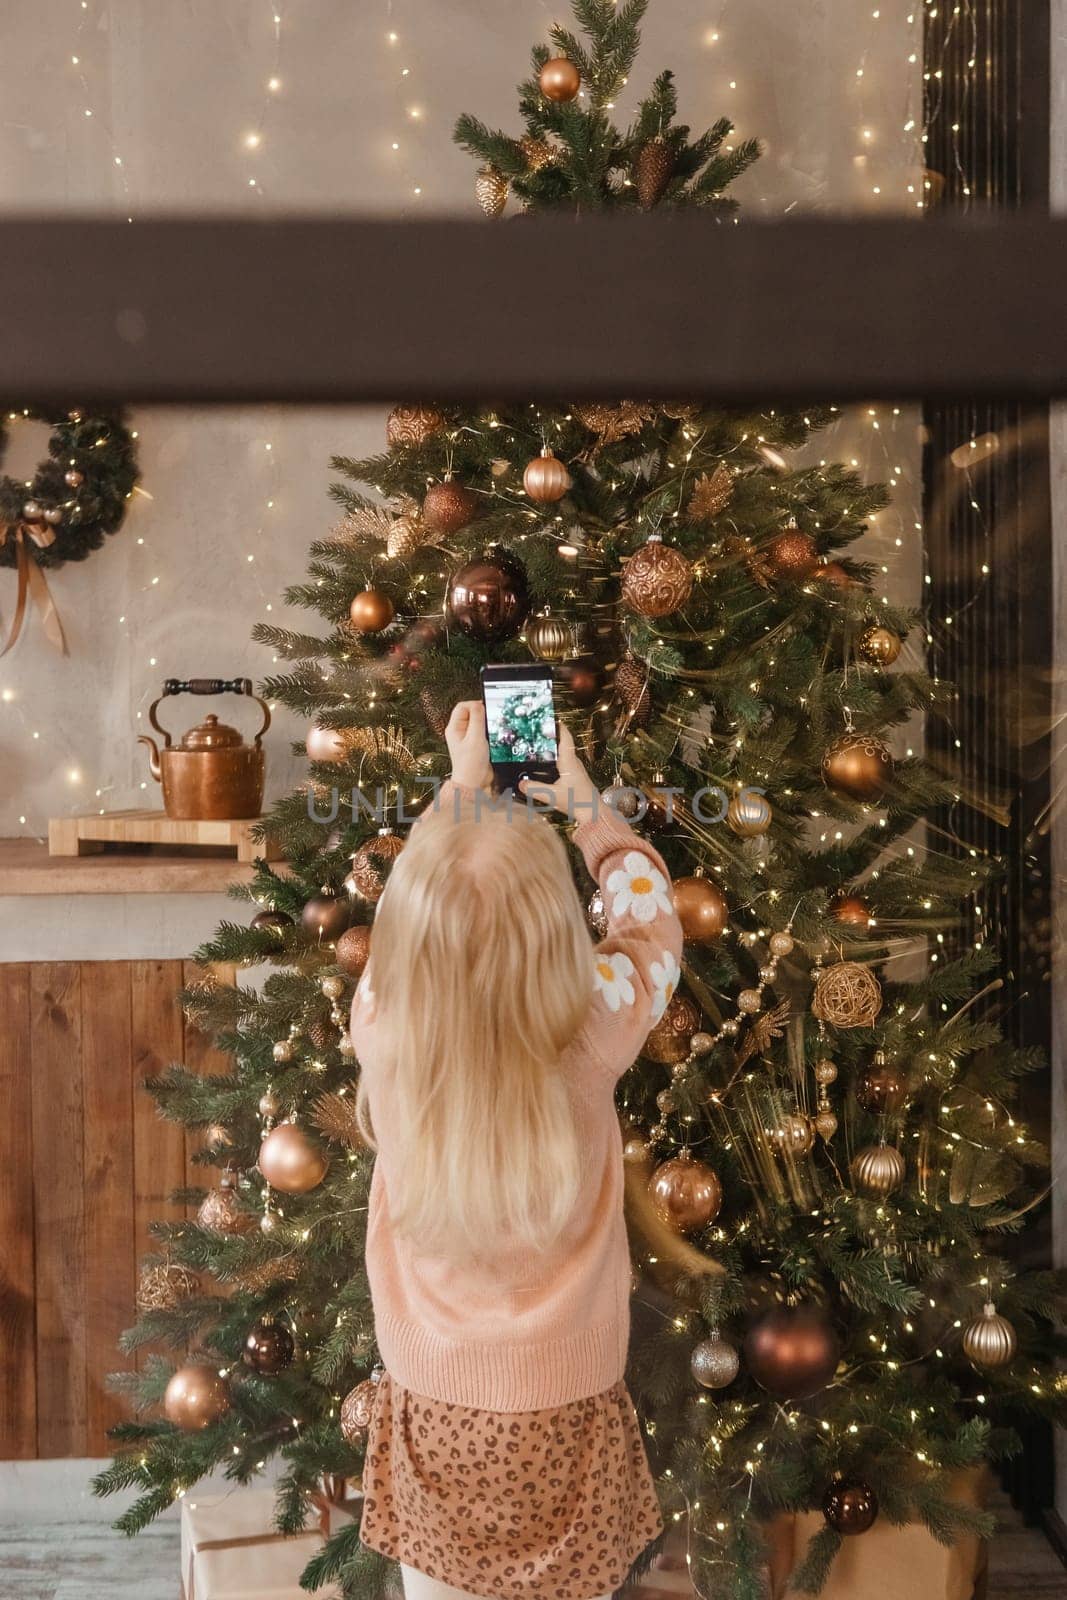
[649,950,681,1021]
[605,851,673,924]
[593,951,636,1013]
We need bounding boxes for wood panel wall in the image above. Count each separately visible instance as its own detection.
[0,959,233,1460]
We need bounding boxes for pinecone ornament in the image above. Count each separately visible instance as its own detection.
[475,165,508,217]
[519,135,554,171]
[614,652,652,727]
[635,136,674,209]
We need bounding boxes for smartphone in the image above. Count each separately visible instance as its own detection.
[480,663,560,792]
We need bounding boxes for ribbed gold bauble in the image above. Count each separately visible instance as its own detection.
[525,611,574,662]
[672,875,728,943]
[259,1123,329,1194]
[643,993,701,1064]
[163,1364,231,1431]
[474,165,508,217]
[523,448,571,503]
[539,56,581,102]
[621,535,693,618]
[961,1302,1017,1370]
[649,1153,722,1233]
[860,624,903,665]
[822,732,894,803]
[386,405,445,449]
[851,1142,906,1195]
[727,790,772,838]
[340,1376,380,1442]
[811,961,883,1028]
[690,1333,739,1389]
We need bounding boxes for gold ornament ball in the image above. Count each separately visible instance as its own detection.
[349,586,395,633]
[136,1262,200,1312]
[621,536,693,619]
[347,829,404,903]
[727,790,772,838]
[335,924,372,979]
[822,733,894,803]
[813,1058,838,1086]
[259,1122,329,1194]
[306,725,348,763]
[523,448,571,503]
[814,1109,838,1140]
[773,1113,815,1158]
[649,1153,722,1234]
[860,625,903,666]
[197,1181,252,1236]
[690,1333,740,1389]
[526,611,574,662]
[340,1376,380,1442]
[824,1481,879,1536]
[737,988,763,1015]
[539,56,581,102]
[961,1303,1017,1370]
[386,405,445,449]
[273,1039,295,1064]
[690,1031,715,1056]
[259,1090,281,1119]
[423,478,481,536]
[851,1143,906,1196]
[769,931,794,958]
[812,961,883,1029]
[623,1134,650,1166]
[474,164,508,217]
[672,876,728,943]
[321,975,345,1001]
[643,993,701,1065]
[163,1364,231,1431]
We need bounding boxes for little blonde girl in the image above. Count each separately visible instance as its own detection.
[351,702,683,1600]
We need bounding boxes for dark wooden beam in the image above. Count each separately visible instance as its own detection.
[0,214,1064,404]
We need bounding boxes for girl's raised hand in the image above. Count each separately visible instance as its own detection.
[445,700,494,793]
[519,725,598,818]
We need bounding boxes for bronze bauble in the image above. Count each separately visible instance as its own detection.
[831,893,872,929]
[523,448,571,503]
[860,624,902,666]
[649,1153,722,1233]
[447,551,530,643]
[340,1376,380,1442]
[243,1317,295,1375]
[643,994,701,1065]
[614,652,652,725]
[621,536,693,618]
[347,829,404,903]
[302,888,351,942]
[474,165,508,217]
[743,1306,840,1398]
[558,657,600,707]
[672,876,728,943]
[822,733,894,803]
[251,908,293,935]
[768,529,818,578]
[727,790,772,838]
[335,924,372,979]
[812,961,883,1029]
[386,405,445,449]
[259,1122,329,1194]
[823,1481,878,1536]
[306,724,348,763]
[856,1052,908,1116]
[423,478,481,535]
[690,1333,739,1389]
[635,136,674,209]
[525,611,574,662]
[163,1364,231,1431]
[197,1180,252,1236]
[851,1143,906,1195]
[773,1113,816,1158]
[539,56,581,102]
[813,561,853,589]
[136,1262,200,1312]
[349,586,395,633]
[961,1303,1017,1370]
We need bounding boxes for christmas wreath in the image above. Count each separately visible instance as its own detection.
[0,406,140,653]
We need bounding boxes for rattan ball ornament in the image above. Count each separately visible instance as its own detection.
[523,447,571,503]
[643,993,701,1064]
[474,165,508,217]
[340,1374,381,1442]
[386,405,445,449]
[860,625,902,665]
[690,1333,740,1390]
[163,1364,231,1431]
[539,56,581,101]
[851,1142,906,1195]
[961,1303,1017,1370]
[525,610,574,662]
[811,962,883,1028]
[621,534,693,618]
[727,790,772,838]
[136,1262,201,1312]
[649,1152,722,1233]
[346,828,404,903]
[822,732,894,803]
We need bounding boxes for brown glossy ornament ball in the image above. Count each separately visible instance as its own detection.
[851,1143,906,1195]
[649,1153,722,1233]
[673,876,728,943]
[447,551,531,643]
[423,478,481,536]
[349,586,395,633]
[346,829,404,903]
[727,790,772,838]
[525,612,574,662]
[831,893,872,929]
[558,657,600,707]
[136,1262,200,1312]
[822,733,894,803]
[691,1333,739,1389]
[824,1481,878,1536]
[961,1302,1017,1370]
[860,624,902,665]
[243,1317,295,1375]
[302,888,351,942]
[856,1052,908,1116]
[386,405,445,449]
[335,924,372,979]
[259,1122,329,1194]
[744,1305,840,1398]
[768,529,818,579]
[643,994,701,1065]
[163,1364,231,1431]
[197,1180,252,1236]
[523,448,571,503]
[474,165,508,217]
[251,908,293,935]
[340,1376,380,1442]
[814,561,852,589]
[539,56,581,102]
[621,536,693,618]
[614,652,651,725]
[306,724,348,763]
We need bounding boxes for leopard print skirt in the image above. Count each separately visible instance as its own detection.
[360,1375,663,1600]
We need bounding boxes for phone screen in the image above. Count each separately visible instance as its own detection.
[481,666,559,786]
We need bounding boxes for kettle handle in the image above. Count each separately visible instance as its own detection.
[148,678,272,748]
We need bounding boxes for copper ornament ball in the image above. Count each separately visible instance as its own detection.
[423,478,481,536]
[813,1058,838,1086]
[251,908,293,935]
[851,1142,906,1196]
[727,790,772,838]
[961,1302,1017,1370]
[539,56,581,101]
[621,536,693,619]
[335,924,372,979]
[386,405,445,449]
[831,893,872,929]
[306,724,347,763]
[690,1333,740,1390]
[197,1182,252,1236]
[822,733,894,803]
[768,529,818,578]
[643,993,701,1065]
[163,1363,231,1431]
[447,550,531,644]
[860,624,903,665]
[813,561,852,589]
[243,1317,295,1375]
[743,1305,840,1399]
[558,657,600,707]
[649,1153,722,1233]
[347,830,404,903]
[823,1481,878,1536]
[523,449,571,504]
[259,1122,329,1194]
[622,1134,650,1165]
[302,888,351,943]
[349,586,395,634]
[855,1053,908,1116]
[673,875,728,943]
[340,1376,380,1442]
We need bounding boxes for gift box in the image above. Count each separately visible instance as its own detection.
[180,1482,360,1600]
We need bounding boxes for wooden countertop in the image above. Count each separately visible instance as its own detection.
[0,838,255,895]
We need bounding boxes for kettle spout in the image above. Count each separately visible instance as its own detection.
[137,734,162,782]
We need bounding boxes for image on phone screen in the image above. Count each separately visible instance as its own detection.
[483,676,558,765]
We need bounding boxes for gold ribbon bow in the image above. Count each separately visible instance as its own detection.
[0,520,68,656]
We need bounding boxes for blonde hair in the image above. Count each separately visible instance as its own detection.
[356,796,592,1258]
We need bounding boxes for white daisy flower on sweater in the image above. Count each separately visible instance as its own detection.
[649,950,681,1021]
[593,951,636,1013]
[605,851,673,923]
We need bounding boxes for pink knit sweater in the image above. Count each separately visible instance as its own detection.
[350,794,683,1413]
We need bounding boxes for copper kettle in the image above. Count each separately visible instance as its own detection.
[138,678,271,820]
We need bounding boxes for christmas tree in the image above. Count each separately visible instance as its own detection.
[95,4,1066,1596]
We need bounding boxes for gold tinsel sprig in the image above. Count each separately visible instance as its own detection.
[733,998,791,1070]
[688,465,734,524]
[310,1089,364,1151]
